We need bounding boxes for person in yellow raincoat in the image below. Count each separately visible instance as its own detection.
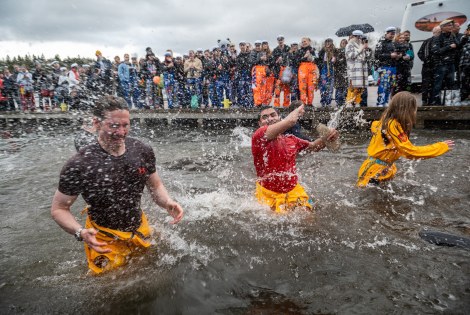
[252,102,339,213]
[357,91,454,187]
[51,95,184,274]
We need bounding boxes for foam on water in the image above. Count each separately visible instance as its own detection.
[231,126,252,148]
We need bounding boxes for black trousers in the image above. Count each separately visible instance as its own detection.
[421,64,434,105]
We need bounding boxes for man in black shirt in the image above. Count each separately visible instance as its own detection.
[51,95,183,274]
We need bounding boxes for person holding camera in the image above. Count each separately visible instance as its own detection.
[345,30,368,107]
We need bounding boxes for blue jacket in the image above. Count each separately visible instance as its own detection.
[118,62,130,83]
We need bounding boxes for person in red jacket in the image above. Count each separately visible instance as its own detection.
[252,103,339,212]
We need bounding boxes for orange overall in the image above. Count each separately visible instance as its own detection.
[274,66,291,107]
[298,62,318,105]
[357,119,449,187]
[252,65,272,106]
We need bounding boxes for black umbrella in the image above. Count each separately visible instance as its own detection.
[335,23,375,37]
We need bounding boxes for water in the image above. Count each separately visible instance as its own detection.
[0,123,469,314]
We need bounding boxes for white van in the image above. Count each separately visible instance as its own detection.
[400,0,469,86]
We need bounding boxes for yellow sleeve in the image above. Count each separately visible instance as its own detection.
[387,120,449,159]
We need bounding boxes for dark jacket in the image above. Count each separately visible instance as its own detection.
[272,45,291,78]
[202,57,218,80]
[334,47,348,87]
[395,42,414,72]
[294,46,317,65]
[418,37,434,66]
[375,38,397,68]
[2,75,16,93]
[249,50,263,66]
[174,62,185,83]
[235,51,252,74]
[431,32,459,66]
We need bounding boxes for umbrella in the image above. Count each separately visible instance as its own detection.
[335,23,375,37]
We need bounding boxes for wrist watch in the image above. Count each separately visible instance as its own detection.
[74,227,85,241]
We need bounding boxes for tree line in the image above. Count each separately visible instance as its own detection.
[0,54,95,71]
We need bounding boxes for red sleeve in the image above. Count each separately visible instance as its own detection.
[296,136,310,152]
[251,125,268,152]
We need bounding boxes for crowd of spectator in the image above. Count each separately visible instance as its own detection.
[0,20,469,112]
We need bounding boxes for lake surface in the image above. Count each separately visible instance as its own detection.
[0,122,469,314]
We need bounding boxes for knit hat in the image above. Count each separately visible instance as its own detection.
[95,50,102,56]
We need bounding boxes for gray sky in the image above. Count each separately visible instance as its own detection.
[0,0,413,60]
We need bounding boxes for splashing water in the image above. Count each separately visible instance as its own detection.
[0,126,469,314]
[327,106,344,129]
[352,109,368,127]
[231,126,252,148]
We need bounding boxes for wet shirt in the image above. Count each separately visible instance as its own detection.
[252,125,309,193]
[58,137,156,231]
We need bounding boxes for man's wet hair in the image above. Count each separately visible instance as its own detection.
[93,95,129,120]
[257,106,279,121]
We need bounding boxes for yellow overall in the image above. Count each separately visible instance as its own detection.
[83,212,152,274]
[357,119,449,187]
[255,182,313,213]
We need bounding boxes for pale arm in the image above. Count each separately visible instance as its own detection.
[146,172,184,224]
[51,190,110,253]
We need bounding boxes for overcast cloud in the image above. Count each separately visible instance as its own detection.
[0,0,412,59]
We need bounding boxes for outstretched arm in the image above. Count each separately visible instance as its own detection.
[307,129,339,152]
[265,105,305,141]
[388,122,452,159]
[146,172,184,224]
